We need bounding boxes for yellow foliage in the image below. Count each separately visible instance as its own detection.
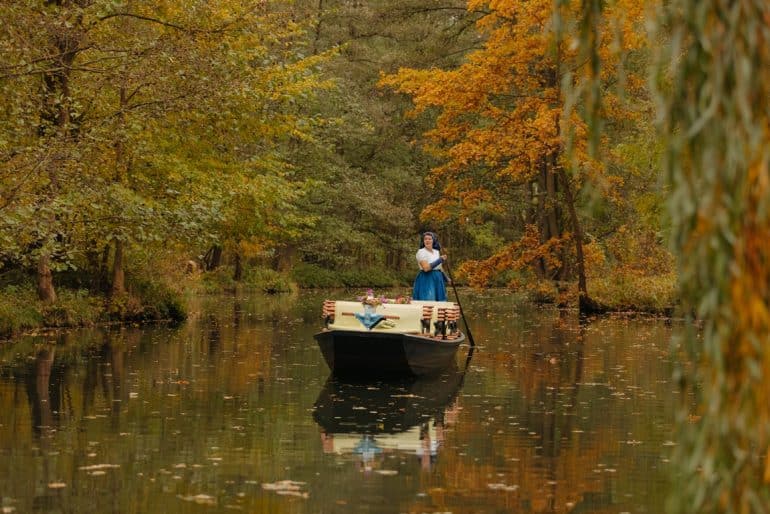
[582,239,607,278]
[380,0,647,228]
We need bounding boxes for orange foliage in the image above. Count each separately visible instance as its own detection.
[381,0,645,209]
[457,225,568,287]
[381,0,648,288]
[729,158,770,433]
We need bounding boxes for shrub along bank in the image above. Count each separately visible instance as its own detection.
[0,264,678,340]
[0,279,186,340]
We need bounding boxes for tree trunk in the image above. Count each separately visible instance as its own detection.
[205,245,223,271]
[111,239,125,297]
[273,244,296,272]
[311,0,325,55]
[100,245,110,292]
[530,179,546,279]
[37,254,57,304]
[558,168,602,315]
[544,162,560,241]
[233,251,243,281]
[549,152,569,282]
[34,5,82,304]
[110,84,128,299]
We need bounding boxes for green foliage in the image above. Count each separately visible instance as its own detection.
[290,263,339,288]
[197,267,239,294]
[290,262,411,289]
[104,294,146,322]
[0,1,339,302]
[129,280,187,323]
[196,265,295,294]
[0,285,104,337]
[337,268,408,289]
[590,273,677,314]
[104,287,185,323]
[41,289,103,327]
[0,286,43,339]
[242,268,296,294]
[282,0,482,273]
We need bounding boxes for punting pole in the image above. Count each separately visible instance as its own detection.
[443,262,475,347]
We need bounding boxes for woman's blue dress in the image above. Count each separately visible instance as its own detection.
[413,270,447,301]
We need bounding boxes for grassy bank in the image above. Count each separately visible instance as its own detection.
[0,279,187,340]
[0,263,678,340]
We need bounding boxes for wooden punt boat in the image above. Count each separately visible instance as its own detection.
[314,299,465,377]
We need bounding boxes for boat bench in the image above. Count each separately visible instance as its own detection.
[322,300,462,339]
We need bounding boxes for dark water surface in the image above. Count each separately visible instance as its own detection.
[0,290,680,513]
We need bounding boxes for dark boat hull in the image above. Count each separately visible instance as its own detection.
[314,329,464,377]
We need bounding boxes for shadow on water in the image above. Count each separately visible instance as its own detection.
[312,363,468,472]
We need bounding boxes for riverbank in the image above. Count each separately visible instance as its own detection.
[0,282,187,340]
[0,264,678,340]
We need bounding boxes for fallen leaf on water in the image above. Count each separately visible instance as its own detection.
[262,480,305,491]
[276,490,309,499]
[178,494,216,506]
[79,464,120,471]
[487,483,518,492]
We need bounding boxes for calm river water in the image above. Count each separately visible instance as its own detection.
[0,290,682,514]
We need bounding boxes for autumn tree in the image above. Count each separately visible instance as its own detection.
[1,1,333,300]
[380,0,648,312]
[282,0,483,276]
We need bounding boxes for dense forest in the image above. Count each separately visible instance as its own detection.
[0,0,672,330]
[3,2,770,512]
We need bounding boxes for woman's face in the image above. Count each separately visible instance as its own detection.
[423,234,434,249]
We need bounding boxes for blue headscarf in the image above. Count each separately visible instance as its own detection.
[419,231,441,250]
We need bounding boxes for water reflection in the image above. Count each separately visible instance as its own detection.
[0,291,681,514]
[313,365,467,472]
[24,347,58,438]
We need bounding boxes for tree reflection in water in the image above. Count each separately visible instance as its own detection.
[0,292,678,514]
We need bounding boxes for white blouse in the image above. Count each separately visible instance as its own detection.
[416,248,442,270]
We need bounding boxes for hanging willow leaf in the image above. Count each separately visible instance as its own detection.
[568,0,770,511]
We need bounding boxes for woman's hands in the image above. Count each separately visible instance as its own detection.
[419,253,448,272]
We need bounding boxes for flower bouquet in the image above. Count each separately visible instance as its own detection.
[359,289,384,308]
[357,289,412,306]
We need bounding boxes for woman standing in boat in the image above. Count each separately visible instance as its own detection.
[413,231,448,301]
